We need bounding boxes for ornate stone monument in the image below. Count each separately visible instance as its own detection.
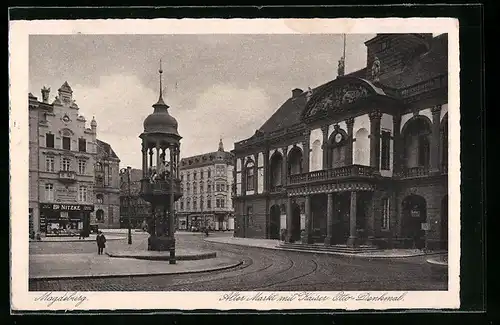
[139,63,182,264]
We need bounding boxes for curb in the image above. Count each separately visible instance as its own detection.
[106,251,217,261]
[204,238,446,260]
[28,259,243,281]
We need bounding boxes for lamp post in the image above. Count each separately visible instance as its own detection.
[120,166,133,245]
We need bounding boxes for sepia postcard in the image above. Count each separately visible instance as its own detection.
[9,17,460,312]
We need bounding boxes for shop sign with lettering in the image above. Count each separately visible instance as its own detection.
[40,203,94,212]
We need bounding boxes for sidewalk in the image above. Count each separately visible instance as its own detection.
[29,253,241,280]
[31,234,125,242]
[204,236,446,259]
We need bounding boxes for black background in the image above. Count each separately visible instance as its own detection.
[7,3,488,324]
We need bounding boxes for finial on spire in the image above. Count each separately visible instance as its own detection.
[337,34,346,77]
[153,59,168,107]
[218,137,224,152]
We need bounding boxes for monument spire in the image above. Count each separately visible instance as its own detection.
[337,34,346,77]
[154,59,168,108]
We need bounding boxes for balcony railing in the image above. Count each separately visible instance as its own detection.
[58,170,76,182]
[288,165,376,185]
[140,178,182,196]
[401,166,430,178]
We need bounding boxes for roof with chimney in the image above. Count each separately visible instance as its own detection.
[253,33,448,135]
[96,139,120,161]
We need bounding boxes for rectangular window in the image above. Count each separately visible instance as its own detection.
[381,198,390,230]
[193,200,197,210]
[193,172,197,180]
[62,158,71,171]
[247,206,253,215]
[381,130,391,170]
[246,168,255,191]
[207,199,211,209]
[45,183,54,201]
[201,171,204,179]
[79,186,88,202]
[187,201,191,210]
[62,136,71,150]
[108,167,113,186]
[78,159,86,174]
[45,133,54,148]
[78,138,87,152]
[221,198,225,208]
[45,156,55,172]
[208,169,211,178]
[181,174,184,181]
[180,201,184,210]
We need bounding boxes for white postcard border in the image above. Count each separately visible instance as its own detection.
[9,18,460,311]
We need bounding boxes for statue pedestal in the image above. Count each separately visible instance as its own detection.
[148,235,175,252]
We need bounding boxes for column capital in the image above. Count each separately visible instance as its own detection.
[368,110,382,121]
[431,104,442,115]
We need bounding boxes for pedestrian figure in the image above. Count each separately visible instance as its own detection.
[96,231,107,255]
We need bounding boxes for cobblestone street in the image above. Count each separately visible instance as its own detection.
[29,232,446,291]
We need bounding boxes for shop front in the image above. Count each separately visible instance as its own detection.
[39,203,94,236]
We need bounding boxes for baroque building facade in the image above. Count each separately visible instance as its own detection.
[93,139,121,228]
[232,34,449,250]
[175,139,235,231]
[29,82,97,236]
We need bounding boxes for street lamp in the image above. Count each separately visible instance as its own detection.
[120,166,132,245]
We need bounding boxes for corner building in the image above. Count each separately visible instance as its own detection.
[176,139,235,231]
[31,82,97,235]
[232,34,449,250]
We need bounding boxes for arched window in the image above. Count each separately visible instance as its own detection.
[96,209,104,222]
[269,152,283,187]
[245,159,255,191]
[402,117,432,169]
[354,128,370,166]
[311,139,322,171]
[96,194,104,204]
[328,128,348,168]
[288,147,303,175]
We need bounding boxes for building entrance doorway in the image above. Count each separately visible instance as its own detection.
[290,202,301,242]
[269,205,281,239]
[402,194,427,249]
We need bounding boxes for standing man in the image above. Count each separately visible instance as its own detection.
[96,231,107,255]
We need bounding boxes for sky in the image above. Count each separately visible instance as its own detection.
[29,34,375,169]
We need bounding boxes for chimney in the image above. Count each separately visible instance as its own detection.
[292,88,303,98]
[41,86,50,103]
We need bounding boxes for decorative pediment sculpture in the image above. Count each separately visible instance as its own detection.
[371,57,381,82]
[305,82,371,118]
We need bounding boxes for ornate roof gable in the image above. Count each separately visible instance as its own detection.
[302,77,386,119]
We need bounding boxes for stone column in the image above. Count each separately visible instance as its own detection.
[346,118,355,165]
[430,105,442,175]
[142,142,148,179]
[282,147,288,186]
[369,110,382,175]
[303,131,310,172]
[302,195,312,244]
[321,125,329,169]
[347,191,357,247]
[392,114,402,176]
[156,142,161,172]
[149,148,154,174]
[263,149,269,193]
[324,192,334,245]
[286,196,293,243]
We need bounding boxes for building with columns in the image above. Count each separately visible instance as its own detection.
[232,33,448,250]
[175,139,235,231]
